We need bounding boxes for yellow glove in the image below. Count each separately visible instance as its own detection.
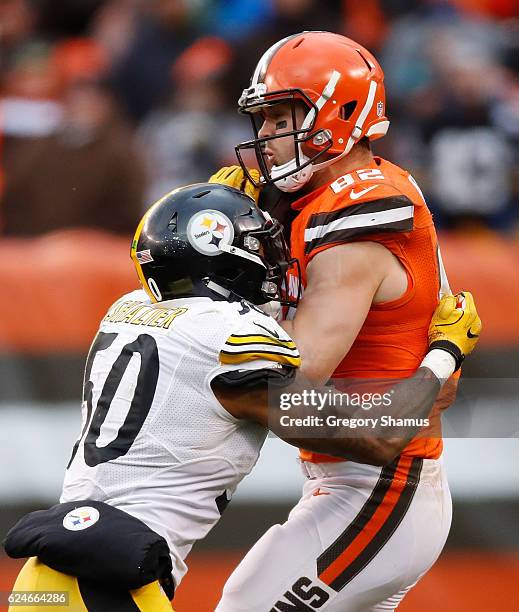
[428,291,482,371]
[208,166,261,204]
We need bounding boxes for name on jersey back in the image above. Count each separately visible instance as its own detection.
[103,299,187,330]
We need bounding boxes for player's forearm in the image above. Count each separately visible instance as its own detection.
[213,359,449,466]
[267,367,442,466]
[327,367,441,464]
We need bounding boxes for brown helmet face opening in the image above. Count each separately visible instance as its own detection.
[235,89,333,188]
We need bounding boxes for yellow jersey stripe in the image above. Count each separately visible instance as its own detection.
[226,334,297,348]
[220,350,301,367]
[223,345,299,358]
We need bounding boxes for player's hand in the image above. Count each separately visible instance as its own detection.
[208,166,261,204]
[428,291,482,371]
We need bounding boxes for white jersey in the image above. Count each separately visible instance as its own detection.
[61,290,299,586]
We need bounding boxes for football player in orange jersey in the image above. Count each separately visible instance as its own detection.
[211,32,480,611]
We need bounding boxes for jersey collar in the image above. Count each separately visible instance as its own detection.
[290,183,329,211]
[158,296,214,308]
[290,156,385,212]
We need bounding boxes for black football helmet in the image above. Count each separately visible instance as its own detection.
[131,183,300,306]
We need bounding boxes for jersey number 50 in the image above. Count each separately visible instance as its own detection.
[67,332,159,468]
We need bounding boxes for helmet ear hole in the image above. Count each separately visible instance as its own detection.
[168,212,177,232]
[340,100,357,121]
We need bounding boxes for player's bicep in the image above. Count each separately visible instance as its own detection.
[213,365,297,388]
[289,242,385,384]
[211,363,296,424]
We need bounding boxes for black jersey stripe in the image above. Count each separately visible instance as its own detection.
[305,217,413,255]
[306,196,413,230]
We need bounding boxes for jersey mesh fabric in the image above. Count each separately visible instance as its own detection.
[60,292,294,586]
[288,158,457,463]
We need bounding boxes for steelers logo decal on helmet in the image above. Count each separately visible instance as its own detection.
[63,506,100,531]
[187,210,235,256]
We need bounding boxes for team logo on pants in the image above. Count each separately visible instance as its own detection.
[62,506,100,531]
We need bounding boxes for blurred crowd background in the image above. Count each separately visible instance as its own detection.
[1,1,519,611]
[0,0,518,233]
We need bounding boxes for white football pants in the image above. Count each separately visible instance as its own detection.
[216,455,452,611]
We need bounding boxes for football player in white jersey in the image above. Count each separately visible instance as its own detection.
[4,183,480,611]
[5,184,301,611]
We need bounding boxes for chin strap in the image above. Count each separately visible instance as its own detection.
[271,155,314,192]
[219,241,266,268]
[205,280,231,299]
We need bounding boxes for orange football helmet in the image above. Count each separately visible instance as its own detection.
[235,31,389,192]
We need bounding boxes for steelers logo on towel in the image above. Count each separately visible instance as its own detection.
[63,506,100,531]
[187,210,234,256]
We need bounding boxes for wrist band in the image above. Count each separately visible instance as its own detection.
[420,349,456,385]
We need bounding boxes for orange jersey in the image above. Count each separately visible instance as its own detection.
[287,157,458,463]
